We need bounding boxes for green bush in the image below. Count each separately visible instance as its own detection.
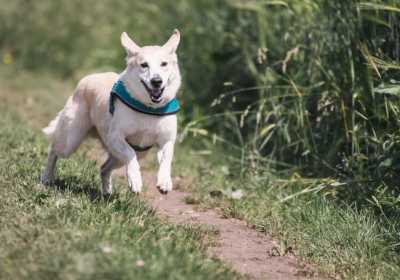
[187,0,400,210]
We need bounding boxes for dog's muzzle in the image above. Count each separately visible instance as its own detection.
[141,78,165,104]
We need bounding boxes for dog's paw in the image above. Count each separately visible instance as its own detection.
[126,162,142,194]
[101,175,113,195]
[40,173,53,186]
[102,184,113,196]
[156,176,173,195]
[128,174,142,194]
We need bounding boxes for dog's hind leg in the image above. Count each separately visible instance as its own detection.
[42,92,92,184]
[100,155,123,195]
[41,145,58,185]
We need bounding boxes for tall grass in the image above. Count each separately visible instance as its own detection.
[190,0,400,211]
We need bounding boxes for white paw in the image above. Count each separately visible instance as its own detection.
[156,175,173,194]
[126,162,142,194]
[127,171,142,194]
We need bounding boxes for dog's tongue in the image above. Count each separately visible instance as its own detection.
[151,89,163,98]
[150,89,163,103]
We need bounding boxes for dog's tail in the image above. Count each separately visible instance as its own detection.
[42,95,75,142]
[42,86,93,157]
[41,94,78,145]
[42,111,62,142]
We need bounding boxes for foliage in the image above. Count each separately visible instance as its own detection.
[182,0,400,212]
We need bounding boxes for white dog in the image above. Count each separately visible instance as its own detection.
[41,30,182,195]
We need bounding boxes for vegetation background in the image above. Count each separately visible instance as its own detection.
[1,0,400,278]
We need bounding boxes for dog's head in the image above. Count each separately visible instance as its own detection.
[120,30,181,107]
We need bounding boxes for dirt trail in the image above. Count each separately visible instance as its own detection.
[101,151,322,280]
[146,177,317,279]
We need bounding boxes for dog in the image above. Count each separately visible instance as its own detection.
[41,30,182,195]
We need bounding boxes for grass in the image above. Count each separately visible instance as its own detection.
[0,68,240,280]
[174,145,400,279]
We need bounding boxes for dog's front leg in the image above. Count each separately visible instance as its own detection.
[106,133,142,193]
[156,141,175,194]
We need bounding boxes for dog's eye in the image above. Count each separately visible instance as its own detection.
[161,62,168,67]
[140,62,149,68]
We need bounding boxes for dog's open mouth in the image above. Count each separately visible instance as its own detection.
[141,80,165,104]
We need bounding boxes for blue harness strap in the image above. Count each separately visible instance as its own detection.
[109,80,180,116]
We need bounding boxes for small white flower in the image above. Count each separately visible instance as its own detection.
[231,189,244,200]
[221,166,230,175]
[136,259,145,267]
[55,198,67,208]
[100,244,113,253]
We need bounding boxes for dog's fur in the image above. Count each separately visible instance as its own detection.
[41,30,181,194]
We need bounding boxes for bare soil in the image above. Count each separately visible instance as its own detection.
[145,177,318,280]
[89,148,324,280]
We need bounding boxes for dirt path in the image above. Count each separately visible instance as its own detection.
[98,150,322,280]
[145,176,317,280]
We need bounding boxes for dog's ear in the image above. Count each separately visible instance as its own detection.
[121,32,140,57]
[163,29,180,54]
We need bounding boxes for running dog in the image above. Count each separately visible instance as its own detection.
[41,30,181,195]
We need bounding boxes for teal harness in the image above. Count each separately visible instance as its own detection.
[109,79,180,152]
[109,80,180,116]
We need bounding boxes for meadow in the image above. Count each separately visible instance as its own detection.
[1,0,400,279]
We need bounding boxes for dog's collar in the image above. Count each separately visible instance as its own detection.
[109,80,180,116]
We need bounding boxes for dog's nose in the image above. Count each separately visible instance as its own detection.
[150,76,163,88]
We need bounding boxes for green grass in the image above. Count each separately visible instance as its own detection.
[173,145,400,279]
[0,73,240,279]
